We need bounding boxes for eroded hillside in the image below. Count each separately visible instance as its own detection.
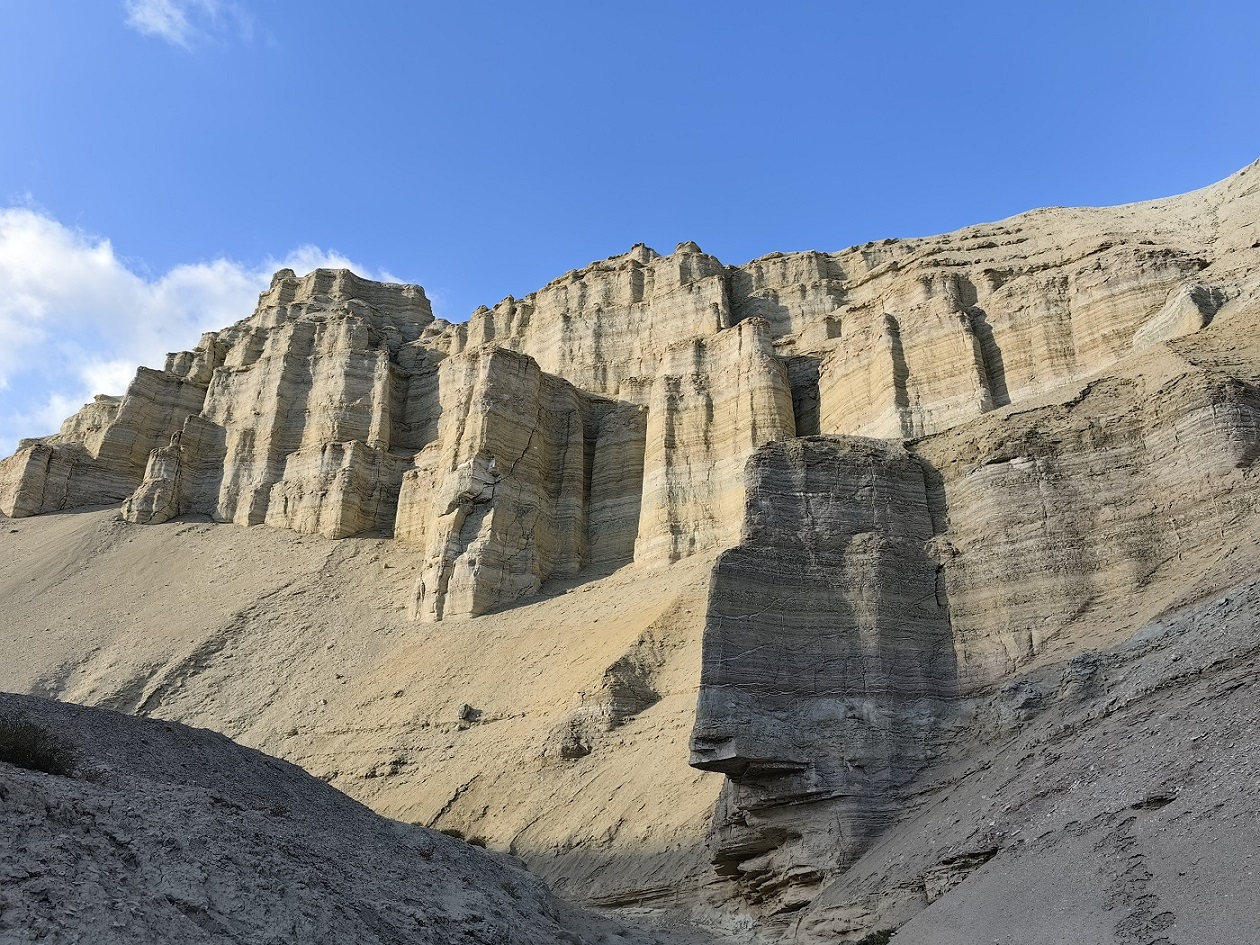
[0,692,699,945]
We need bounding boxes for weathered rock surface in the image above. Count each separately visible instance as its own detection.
[0,257,785,618]
[5,162,1258,624]
[2,160,1260,943]
[0,268,438,538]
[451,241,732,402]
[690,437,955,908]
[918,353,1260,691]
[688,313,1260,926]
[786,564,1260,945]
[397,346,646,620]
[634,320,795,564]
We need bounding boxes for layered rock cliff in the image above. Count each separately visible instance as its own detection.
[691,437,956,908]
[688,341,1260,916]
[3,161,1260,942]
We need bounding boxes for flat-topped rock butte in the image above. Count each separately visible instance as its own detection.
[2,161,1259,943]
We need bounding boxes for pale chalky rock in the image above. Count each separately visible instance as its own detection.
[634,319,796,563]
[727,250,847,338]
[264,441,414,539]
[916,356,1260,691]
[439,241,733,402]
[0,364,209,518]
[398,346,647,621]
[6,162,1260,554]
[119,434,185,525]
[747,165,1260,440]
[200,270,435,532]
[1130,283,1227,351]
[797,240,1214,437]
[1,269,440,536]
[816,276,996,438]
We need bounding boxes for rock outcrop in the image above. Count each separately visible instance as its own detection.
[688,331,1260,918]
[0,255,788,618]
[918,357,1260,691]
[634,320,795,563]
[453,241,732,402]
[0,268,438,535]
[396,346,647,621]
[691,437,955,907]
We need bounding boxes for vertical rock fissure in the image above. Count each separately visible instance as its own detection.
[968,306,1011,408]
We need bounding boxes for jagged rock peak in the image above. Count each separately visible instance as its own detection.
[256,267,433,325]
[627,241,658,264]
[536,242,717,292]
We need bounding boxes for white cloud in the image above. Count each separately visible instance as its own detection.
[123,0,254,49]
[0,207,397,459]
[124,0,195,47]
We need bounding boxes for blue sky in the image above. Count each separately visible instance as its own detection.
[1,1,1258,458]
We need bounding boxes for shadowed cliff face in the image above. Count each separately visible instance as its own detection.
[689,438,957,908]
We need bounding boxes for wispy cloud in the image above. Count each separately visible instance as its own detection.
[0,207,400,458]
[123,0,254,49]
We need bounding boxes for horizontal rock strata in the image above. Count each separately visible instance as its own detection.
[4,164,1257,627]
[918,360,1260,691]
[690,437,955,906]
[688,346,1260,915]
[397,346,646,621]
[634,320,795,563]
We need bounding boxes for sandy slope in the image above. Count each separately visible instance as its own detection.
[0,513,726,907]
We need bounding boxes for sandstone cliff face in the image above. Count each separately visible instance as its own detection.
[450,241,732,402]
[688,335,1260,920]
[918,357,1260,691]
[0,250,790,618]
[0,268,437,536]
[634,320,795,564]
[396,346,647,621]
[3,162,1260,942]
[690,437,954,908]
[5,165,1255,587]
